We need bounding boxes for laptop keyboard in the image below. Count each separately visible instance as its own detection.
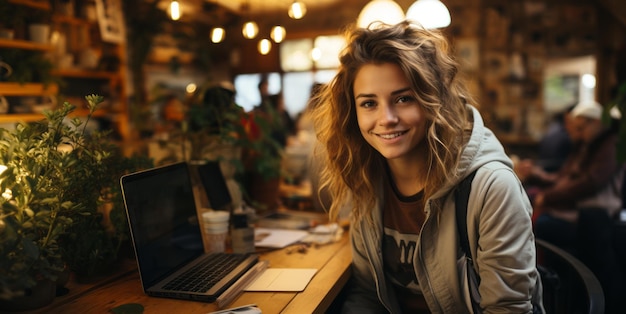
[162,253,250,293]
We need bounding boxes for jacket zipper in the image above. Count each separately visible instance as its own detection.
[361,218,394,313]
[418,199,443,312]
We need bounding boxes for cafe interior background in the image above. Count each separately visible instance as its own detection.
[0,0,625,159]
[0,0,626,310]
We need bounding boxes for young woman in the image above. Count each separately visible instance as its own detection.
[311,21,542,313]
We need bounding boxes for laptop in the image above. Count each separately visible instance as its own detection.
[196,161,232,211]
[120,161,259,302]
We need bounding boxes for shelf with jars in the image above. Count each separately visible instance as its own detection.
[0,0,57,121]
[49,0,129,140]
[0,0,129,140]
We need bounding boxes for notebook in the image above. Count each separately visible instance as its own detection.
[120,161,259,302]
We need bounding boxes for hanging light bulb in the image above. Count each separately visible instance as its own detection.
[258,38,272,55]
[288,1,307,19]
[405,0,451,29]
[311,47,322,61]
[170,0,181,21]
[242,21,259,39]
[357,0,405,28]
[270,25,286,43]
[211,27,225,43]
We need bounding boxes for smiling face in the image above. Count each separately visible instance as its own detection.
[354,62,428,163]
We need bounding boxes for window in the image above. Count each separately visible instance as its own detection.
[234,73,281,112]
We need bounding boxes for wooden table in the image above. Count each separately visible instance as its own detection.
[32,228,352,314]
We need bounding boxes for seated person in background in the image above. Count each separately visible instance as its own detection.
[517,100,625,314]
[514,104,580,207]
[536,104,575,173]
[519,101,623,236]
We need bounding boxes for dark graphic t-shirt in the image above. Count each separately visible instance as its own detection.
[382,175,429,312]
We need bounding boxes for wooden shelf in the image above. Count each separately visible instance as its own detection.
[52,69,117,80]
[0,113,45,123]
[52,15,93,26]
[8,0,50,10]
[0,38,53,51]
[0,83,58,96]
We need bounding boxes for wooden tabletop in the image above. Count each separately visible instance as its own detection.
[33,227,352,314]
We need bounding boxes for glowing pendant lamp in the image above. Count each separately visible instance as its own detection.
[357,0,405,28]
[288,1,307,19]
[270,25,286,43]
[211,27,225,43]
[258,39,272,55]
[405,0,451,29]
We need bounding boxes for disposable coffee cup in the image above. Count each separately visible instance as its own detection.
[202,210,230,253]
[204,223,228,254]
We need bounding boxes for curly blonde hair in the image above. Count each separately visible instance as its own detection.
[311,21,473,221]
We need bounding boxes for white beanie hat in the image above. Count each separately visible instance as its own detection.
[571,101,602,120]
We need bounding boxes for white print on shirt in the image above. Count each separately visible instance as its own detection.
[383,227,421,291]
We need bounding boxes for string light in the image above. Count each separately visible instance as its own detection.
[258,39,272,55]
[170,0,181,21]
[288,1,306,19]
[270,26,286,43]
[242,21,259,39]
[211,27,225,43]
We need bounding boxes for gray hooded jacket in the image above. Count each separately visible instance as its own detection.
[342,106,542,313]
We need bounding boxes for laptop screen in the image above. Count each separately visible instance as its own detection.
[197,161,232,211]
[121,162,204,287]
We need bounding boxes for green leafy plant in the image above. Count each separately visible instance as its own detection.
[185,83,249,162]
[0,95,152,299]
[181,83,284,211]
[184,83,284,179]
[242,107,285,181]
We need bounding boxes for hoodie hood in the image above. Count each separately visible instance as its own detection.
[432,106,513,199]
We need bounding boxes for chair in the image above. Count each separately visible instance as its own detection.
[536,239,605,314]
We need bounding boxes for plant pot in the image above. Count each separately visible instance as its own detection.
[0,279,56,311]
[247,174,280,214]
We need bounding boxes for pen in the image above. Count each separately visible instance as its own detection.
[216,260,269,309]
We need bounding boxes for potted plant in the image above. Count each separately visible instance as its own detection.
[0,95,152,310]
[185,82,248,161]
[239,99,286,213]
[58,136,153,282]
[181,81,284,212]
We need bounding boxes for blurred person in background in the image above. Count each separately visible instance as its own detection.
[519,100,624,314]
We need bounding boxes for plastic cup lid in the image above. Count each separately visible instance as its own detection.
[202,210,230,223]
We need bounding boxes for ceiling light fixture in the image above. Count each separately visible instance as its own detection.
[242,21,259,39]
[211,27,225,43]
[240,1,259,39]
[258,38,272,55]
[170,0,181,21]
[357,0,405,28]
[288,1,307,20]
[405,0,451,29]
[270,25,286,43]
